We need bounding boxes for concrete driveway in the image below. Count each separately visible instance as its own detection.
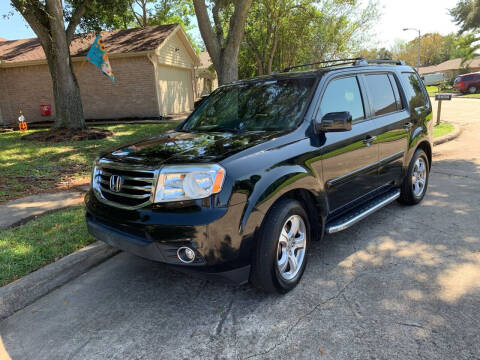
[1,98,480,360]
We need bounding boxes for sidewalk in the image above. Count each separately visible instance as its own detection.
[0,190,86,230]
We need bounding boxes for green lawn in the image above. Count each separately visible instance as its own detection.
[0,123,178,203]
[434,122,455,138]
[462,93,480,98]
[0,205,93,286]
[426,86,439,97]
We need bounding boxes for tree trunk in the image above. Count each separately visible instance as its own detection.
[193,0,253,86]
[45,51,85,130]
[217,56,239,85]
[11,0,87,130]
[44,0,85,129]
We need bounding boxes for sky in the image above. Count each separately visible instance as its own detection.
[0,0,460,48]
[372,0,460,48]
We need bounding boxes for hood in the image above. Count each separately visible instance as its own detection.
[100,130,285,166]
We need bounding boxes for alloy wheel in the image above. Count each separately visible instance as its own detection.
[276,215,307,281]
[412,157,427,197]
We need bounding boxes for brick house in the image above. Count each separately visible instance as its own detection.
[0,24,203,126]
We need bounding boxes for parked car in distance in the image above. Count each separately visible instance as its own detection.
[422,72,446,86]
[85,58,433,294]
[453,72,480,94]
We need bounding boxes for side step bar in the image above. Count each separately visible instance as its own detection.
[325,188,401,234]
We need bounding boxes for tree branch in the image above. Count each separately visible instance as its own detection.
[212,1,224,48]
[193,0,221,66]
[11,0,51,43]
[224,0,253,58]
[245,34,265,75]
[130,3,143,27]
[66,0,91,44]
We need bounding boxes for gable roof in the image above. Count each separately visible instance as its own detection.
[419,57,480,75]
[0,24,180,65]
[199,51,213,69]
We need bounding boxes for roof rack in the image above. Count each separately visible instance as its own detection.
[282,57,406,72]
[282,58,360,72]
[361,58,406,66]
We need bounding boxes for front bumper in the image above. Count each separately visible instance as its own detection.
[85,191,253,284]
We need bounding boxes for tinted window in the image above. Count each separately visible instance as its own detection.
[401,72,427,110]
[182,78,315,132]
[365,74,397,116]
[320,77,365,122]
[463,75,474,81]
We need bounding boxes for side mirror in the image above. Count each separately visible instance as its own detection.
[317,112,352,133]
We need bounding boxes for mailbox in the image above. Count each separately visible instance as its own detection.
[435,93,452,101]
[434,94,452,126]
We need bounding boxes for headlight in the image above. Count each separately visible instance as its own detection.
[154,164,226,203]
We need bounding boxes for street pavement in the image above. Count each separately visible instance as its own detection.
[1,98,479,360]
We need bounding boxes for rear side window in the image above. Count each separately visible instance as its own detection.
[364,74,397,116]
[401,72,427,109]
[320,77,365,122]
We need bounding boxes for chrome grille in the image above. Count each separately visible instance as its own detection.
[92,161,158,210]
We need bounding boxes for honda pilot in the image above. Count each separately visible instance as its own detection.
[85,58,433,293]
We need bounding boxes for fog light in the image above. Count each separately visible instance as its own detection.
[177,246,196,263]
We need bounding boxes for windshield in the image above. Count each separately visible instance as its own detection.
[181,77,315,133]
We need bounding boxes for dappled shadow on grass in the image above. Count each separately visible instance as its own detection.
[0,123,177,203]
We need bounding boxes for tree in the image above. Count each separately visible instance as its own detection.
[193,0,253,85]
[240,0,379,78]
[390,32,477,67]
[450,0,480,32]
[450,0,480,61]
[10,0,92,130]
[81,0,194,31]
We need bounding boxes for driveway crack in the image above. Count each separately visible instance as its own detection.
[243,273,364,359]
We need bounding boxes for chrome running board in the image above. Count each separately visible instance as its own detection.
[325,188,401,234]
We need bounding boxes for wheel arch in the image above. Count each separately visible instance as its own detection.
[245,187,326,244]
[416,140,432,169]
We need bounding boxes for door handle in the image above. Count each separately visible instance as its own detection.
[404,122,413,131]
[363,135,376,147]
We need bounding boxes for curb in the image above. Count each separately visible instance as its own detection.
[433,123,462,146]
[0,241,120,320]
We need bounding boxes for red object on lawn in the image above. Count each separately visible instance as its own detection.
[41,104,51,116]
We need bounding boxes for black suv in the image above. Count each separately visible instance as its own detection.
[86,58,433,293]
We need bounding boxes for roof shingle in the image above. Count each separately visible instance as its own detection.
[0,24,178,64]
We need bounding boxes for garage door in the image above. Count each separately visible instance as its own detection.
[157,66,194,115]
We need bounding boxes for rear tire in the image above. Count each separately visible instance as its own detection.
[398,149,429,205]
[251,198,310,294]
[469,86,478,94]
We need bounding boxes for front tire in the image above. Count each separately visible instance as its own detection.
[398,149,429,205]
[251,198,310,294]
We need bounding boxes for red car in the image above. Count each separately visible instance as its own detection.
[453,72,480,94]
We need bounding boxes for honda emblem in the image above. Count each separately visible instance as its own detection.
[109,175,124,192]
